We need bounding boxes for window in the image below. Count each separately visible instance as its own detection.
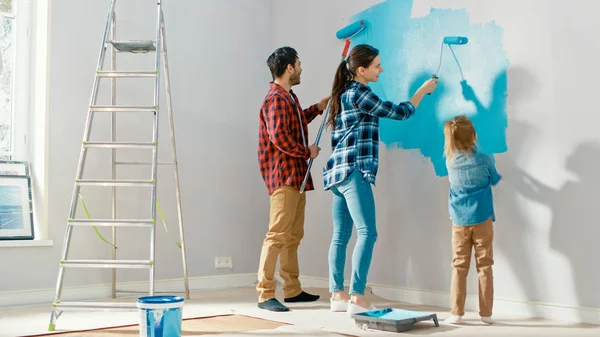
[0,0,30,161]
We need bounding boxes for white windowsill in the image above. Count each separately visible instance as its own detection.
[0,239,54,248]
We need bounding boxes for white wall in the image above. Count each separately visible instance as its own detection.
[272,0,600,323]
[0,0,272,296]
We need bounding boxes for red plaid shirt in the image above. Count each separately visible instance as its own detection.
[258,82,322,195]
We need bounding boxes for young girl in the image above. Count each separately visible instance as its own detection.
[442,115,501,324]
[322,44,438,315]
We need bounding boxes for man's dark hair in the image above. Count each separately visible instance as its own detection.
[267,46,298,80]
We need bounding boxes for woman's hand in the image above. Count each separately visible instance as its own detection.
[419,77,438,94]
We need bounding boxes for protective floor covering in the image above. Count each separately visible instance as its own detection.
[23,314,347,337]
[3,286,599,337]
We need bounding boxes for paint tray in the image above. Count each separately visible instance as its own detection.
[352,308,439,333]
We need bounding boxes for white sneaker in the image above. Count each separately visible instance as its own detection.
[346,302,377,317]
[444,314,463,324]
[330,298,349,312]
[481,316,494,324]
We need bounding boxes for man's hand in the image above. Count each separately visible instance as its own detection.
[317,96,331,111]
[308,144,321,159]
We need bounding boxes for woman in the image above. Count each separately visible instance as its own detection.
[323,44,438,315]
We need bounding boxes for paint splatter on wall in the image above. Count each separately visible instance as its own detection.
[349,0,509,176]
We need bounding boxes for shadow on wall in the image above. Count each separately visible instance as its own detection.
[463,72,508,155]
[547,142,600,311]
[505,139,600,315]
[493,66,599,320]
[483,67,539,313]
[493,118,541,313]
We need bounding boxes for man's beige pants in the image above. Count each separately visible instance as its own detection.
[450,218,494,317]
[257,185,305,302]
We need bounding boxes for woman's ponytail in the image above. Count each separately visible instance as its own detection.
[327,59,353,130]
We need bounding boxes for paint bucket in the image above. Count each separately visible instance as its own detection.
[137,295,184,337]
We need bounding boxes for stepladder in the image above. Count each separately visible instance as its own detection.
[49,0,189,331]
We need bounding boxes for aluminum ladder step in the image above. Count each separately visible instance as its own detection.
[83,141,157,149]
[60,259,153,269]
[90,105,157,112]
[68,219,154,228]
[97,71,158,78]
[76,179,155,187]
[108,40,156,53]
[115,161,174,166]
[52,301,138,311]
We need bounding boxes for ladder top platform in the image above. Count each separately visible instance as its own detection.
[108,40,156,53]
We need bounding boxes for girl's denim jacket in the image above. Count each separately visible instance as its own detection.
[446,147,502,226]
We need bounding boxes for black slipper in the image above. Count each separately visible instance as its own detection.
[258,298,290,312]
[284,291,320,303]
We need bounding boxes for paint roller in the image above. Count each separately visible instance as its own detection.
[432,36,468,80]
[299,20,367,193]
[336,20,366,40]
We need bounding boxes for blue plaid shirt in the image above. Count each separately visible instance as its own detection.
[323,81,416,190]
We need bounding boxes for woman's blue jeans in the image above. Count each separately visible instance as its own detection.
[328,169,377,295]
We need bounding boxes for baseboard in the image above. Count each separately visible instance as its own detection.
[297,275,600,325]
[0,273,257,307]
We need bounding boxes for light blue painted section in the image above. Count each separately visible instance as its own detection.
[349,0,509,176]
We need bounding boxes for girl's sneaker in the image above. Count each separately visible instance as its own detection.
[444,314,463,324]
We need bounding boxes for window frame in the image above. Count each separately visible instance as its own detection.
[1,0,31,161]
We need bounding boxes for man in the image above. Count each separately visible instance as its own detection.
[256,46,330,312]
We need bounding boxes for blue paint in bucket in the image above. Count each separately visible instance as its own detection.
[137,295,184,337]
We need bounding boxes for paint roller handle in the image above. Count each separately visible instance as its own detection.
[300,18,365,193]
[427,74,439,95]
[300,159,315,194]
[300,150,319,193]
[314,99,331,146]
[342,40,351,59]
[427,75,438,95]
[300,100,331,193]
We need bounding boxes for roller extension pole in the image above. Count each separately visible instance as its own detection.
[300,20,367,193]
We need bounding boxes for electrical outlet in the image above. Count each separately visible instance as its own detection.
[215,257,233,269]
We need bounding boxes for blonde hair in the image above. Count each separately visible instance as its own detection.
[443,115,477,160]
